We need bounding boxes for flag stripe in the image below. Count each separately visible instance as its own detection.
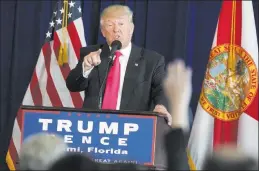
[73,18,87,47]
[235,1,242,45]
[42,43,63,107]
[241,0,259,122]
[63,23,84,107]
[244,91,258,121]
[9,139,18,167]
[237,0,258,160]
[241,1,259,67]
[11,110,23,158]
[217,1,234,44]
[55,27,84,106]
[222,0,242,144]
[16,109,23,132]
[188,104,214,169]
[49,43,74,107]
[62,23,85,100]
[213,0,242,147]
[29,71,43,105]
[67,21,82,59]
[238,112,258,159]
[23,86,34,106]
[12,120,21,153]
[35,52,52,106]
[71,19,86,101]
[53,31,83,108]
[53,31,62,58]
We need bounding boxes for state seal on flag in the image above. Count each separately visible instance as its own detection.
[200,44,258,121]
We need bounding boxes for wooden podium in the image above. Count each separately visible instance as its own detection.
[20,105,172,170]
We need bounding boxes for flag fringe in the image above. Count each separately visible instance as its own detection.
[6,150,16,170]
[187,149,197,170]
[58,0,69,66]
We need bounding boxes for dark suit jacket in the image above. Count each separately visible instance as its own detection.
[66,43,168,111]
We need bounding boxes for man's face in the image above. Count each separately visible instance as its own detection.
[101,14,134,49]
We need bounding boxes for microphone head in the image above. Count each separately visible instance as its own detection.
[111,40,122,50]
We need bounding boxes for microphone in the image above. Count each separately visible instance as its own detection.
[109,40,122,58]
[98,40,122,109]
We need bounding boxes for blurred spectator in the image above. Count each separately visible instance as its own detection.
[18,132,67,170]
[48,153,100,171]
[203,144,258,170]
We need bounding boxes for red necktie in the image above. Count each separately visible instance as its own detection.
[102,50,122,109]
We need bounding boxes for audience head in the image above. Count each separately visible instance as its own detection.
[48,153,100,171]
[203,144,258,170]
[100,4,134,49]
[100,163,150,170]
[18,132,67,170]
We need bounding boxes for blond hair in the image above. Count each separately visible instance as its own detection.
[100,4,133,26]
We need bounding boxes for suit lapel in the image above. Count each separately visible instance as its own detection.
[97,43,110,86]
[120,44,143,109]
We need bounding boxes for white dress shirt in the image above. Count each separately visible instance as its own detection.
[82,42,132,110]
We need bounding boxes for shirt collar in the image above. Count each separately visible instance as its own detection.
[119,42,132,57]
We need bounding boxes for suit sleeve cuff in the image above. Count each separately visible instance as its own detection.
[82,63,93,78]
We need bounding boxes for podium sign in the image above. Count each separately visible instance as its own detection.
[21,109,157,165]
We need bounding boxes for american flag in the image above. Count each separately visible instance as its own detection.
[6,1,86,169]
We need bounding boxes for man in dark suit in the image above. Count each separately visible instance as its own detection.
[66,4,171,121]
[51,59,192,171]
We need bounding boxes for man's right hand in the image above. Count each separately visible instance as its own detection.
[83,49,102,71]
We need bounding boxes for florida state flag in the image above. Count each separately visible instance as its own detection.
[187,1,258,169]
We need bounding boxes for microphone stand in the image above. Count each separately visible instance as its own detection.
[98,55,114,109]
